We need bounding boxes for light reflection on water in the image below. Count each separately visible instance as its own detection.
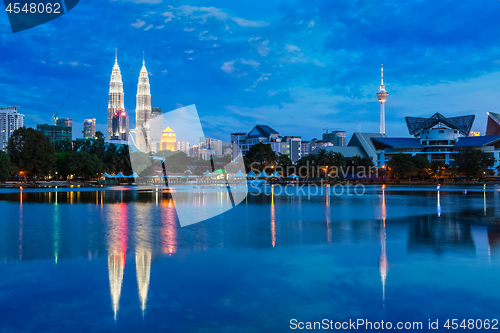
[0,185,500,332]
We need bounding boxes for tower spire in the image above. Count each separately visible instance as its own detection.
[376,64,388,135]
[381,64,384,87]
[115,48,117,62]
[143,51,145,65]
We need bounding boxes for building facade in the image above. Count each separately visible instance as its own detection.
[110,109,129,142]
[177,140,189,155]
[108,53,126,141]
[0,106,24,151]
[160,127,176,151]
[37,123,72,143]
[372,113,500,171]
[56,118,72,128]
[231,125,302,163]
[83,118,96,139]
[322,131,347,146]
[135,58,152,151]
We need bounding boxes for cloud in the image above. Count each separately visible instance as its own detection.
[162,69,168,74]
[156,25,164,29]
[241,59,260,69]
[199,31,217,40]
[231,17,269,27]
[162,11,174,23]
[131,19,146,28]
[285,44,300,53]
[221,60,236,74]
[128,0,161,3]
[68,62,79,66]
[184,27,195,32]
[248,37,270,56]
[144,24,154,31]
[308,20,315,28]
[185,50,194,54]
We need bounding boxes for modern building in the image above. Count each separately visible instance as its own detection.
[83,118,96,139]
[312,132,386,165]
[160,126,176,151]
[371,113,500,170]
[37,123,72,143]
[177,140,189,155]
[486,112,500,136]
[230,132,247,158]
[108,52,126,141]
[56,118,72,128]
[283,136,301,163]
[189,144,199,158]
[377,64,388,135]
[135,56,152,151]
[301,140,310,157]
[322,130,347,146]
[231,125,302,163]
[151,106,162,118]
[0,106,24,151]
[110,109,129,143]
[199,137,223,159]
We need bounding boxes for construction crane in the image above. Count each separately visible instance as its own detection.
[52,112,58,125]
[52,93,71,124]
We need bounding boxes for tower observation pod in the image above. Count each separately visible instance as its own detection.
[376,64,389,135]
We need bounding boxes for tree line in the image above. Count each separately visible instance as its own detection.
[0,127,234,181]
[243,143,498,180]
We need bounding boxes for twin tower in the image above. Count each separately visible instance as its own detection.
[107,52,152,144]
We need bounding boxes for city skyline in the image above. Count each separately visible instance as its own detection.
[0,0,499,142]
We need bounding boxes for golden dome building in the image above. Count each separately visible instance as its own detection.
[160,126,176,151]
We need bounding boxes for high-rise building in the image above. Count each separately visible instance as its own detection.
[136,55,152,150]
[322,130,346,146]
[177,140,189,155]
[151,106,161,118]
[56,118,72,128]
[37,123,72,143]
[283,136,302,163]
[0,106,24,151]
[160,127,176,151]
[108,52,125,141]
[111,109,129,142]
[83,118,96,139]
[200,137,223,158]
[377,64,389,135]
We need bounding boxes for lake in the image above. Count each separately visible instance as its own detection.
[1,184,499,332]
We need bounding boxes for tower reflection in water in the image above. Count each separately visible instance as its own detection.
[380,185,388,307]
[107,202,128,320]
[134,205,153,317]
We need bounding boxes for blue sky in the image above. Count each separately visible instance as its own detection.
[0,0,499,142]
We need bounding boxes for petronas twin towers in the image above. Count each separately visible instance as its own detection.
[107,51,152,147]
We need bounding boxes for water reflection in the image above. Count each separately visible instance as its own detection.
[134,205,153,317]
[2,187,500,328]
[271,187,276,247]
[107,203,129,320]
[380,186,387,307]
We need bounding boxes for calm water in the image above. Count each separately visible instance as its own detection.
[1,185,500,332]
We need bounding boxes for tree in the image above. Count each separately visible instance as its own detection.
[67,151,104,179]
[455,148,495,179]
[277,153,292,175]
[386,153,416,180]
[244,143,277,171]
[7,127,55,178]
[0,151,12,180]
[411,155,431,180]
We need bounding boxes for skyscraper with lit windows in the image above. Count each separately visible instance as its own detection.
[108,52,126,141]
